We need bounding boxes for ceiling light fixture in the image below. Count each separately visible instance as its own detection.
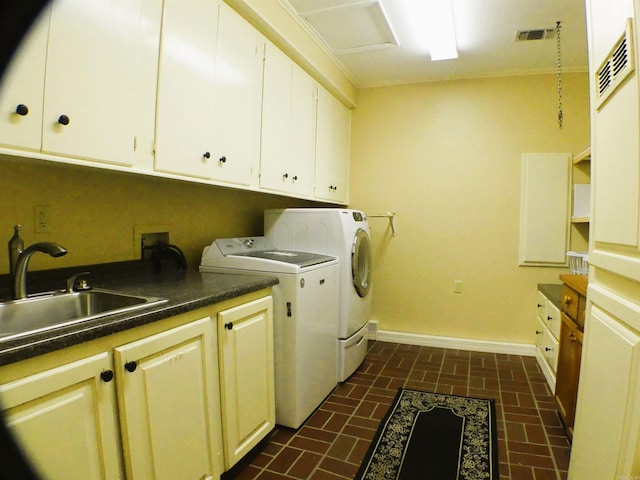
[425,0,458,61]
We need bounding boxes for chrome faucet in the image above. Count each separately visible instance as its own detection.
[8,225,68,299]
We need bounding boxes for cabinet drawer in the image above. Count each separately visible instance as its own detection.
[535,318,559,373]
[537,291,547,321]
[545,299,561,340]
[561,285,580,322]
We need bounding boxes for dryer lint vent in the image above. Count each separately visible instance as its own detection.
[515,29,556,41]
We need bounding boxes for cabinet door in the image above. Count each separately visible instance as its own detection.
[260,42,294,192]
[114,317,223,480]
[518,153,571,266]
[569,303,640,478]
[0,353,122,480]
[315,87,351,204]
[554,314,582,437]
[211,2,263,186]
[218,296,275,469]
[42,0,158,167]
[0,5,50,151]
[154,0,219,179]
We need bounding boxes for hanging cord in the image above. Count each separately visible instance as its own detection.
[556,20,563,129]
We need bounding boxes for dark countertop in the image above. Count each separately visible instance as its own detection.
[0,268,278,367]
[538,283,563,308]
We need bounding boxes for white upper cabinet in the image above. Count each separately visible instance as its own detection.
[260,41,316,197]
[314,87,350,204]
[41,0,161,167]
[155,0,262,186]
[518,153,571,266]
[211,1,263,187]
[0,5,51,151]
[154,0,220,179]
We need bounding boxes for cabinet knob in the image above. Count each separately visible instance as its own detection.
[329,185,338,191]
[535,330,542,335]
[537,303,543,308]
[292,175,298,181]
[124,361,137,373]
[57,114,70,126]
[100,370,114,382]
[224,322,233,330]
[545,347,552,352]
[283,173,288,179]
[15,104,29,116]
[219,156,226,163]
[203,151,210,159]
[563,295,572,305]
[547,316,552,321]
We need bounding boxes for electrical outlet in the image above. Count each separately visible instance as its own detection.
[454,280,462,293]
[35,205,51,233]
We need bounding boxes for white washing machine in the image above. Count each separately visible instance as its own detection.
[199,236,339,429]
[264,208,372,382]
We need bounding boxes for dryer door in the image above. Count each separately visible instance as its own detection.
[352,229,372,298]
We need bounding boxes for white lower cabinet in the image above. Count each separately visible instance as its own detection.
[534,288,561,392]
[115,317,222,480]
[218,297,275,469]
[0,291,275,479]
[0,352,122,480]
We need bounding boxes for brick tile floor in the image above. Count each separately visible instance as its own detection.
[223,341,571,480]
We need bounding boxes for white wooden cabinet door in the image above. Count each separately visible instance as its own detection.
[154,0,219,179]
[315,87,351,204]
[114,317,223,480]
[211,1,263,187]
[218,296,275,469]
[0,5,50,151]
[518,153,571,266]
[0,352,123,480]
[260,42,294,193]
[586,0,640,283]
[42,0,159,167]
[570,301,640,478]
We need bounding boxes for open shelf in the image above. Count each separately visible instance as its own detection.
[573,147,591,165]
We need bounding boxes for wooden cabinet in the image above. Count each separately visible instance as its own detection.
[115,317,222,480]
[154,0,220,179]
[0,5,51,151]
[0,0,161,168]
[518,153,571,266]
[534,287,561,391]
[217,297,275,469]
[314,87,351,204]
[555,312,583,439]
[555,276,586,440]
[260,41,316,197]
[570,0,640,476]
[155,0,262,186]
[210,1,263,187]
[0,352,123,479]
[0,291,274,478]
[42,0,161,167]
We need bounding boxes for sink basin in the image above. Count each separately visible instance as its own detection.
[0,288,168,342]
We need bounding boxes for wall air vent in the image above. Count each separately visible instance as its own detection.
[516,29,555,41]
[596,18,635,110]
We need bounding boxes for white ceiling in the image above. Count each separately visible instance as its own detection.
[286,0,589,88]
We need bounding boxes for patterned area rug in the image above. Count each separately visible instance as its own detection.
[355,388,499,480]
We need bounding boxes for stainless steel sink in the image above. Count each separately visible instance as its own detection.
[0,288,168,342]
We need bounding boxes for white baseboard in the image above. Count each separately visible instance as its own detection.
[371,326,536,357]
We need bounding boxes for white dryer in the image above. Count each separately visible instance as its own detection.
[264,208,372,382]
[199,236,339,429]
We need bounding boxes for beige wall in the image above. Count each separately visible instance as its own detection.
[349,72,590,344]
[0,156,317,275]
